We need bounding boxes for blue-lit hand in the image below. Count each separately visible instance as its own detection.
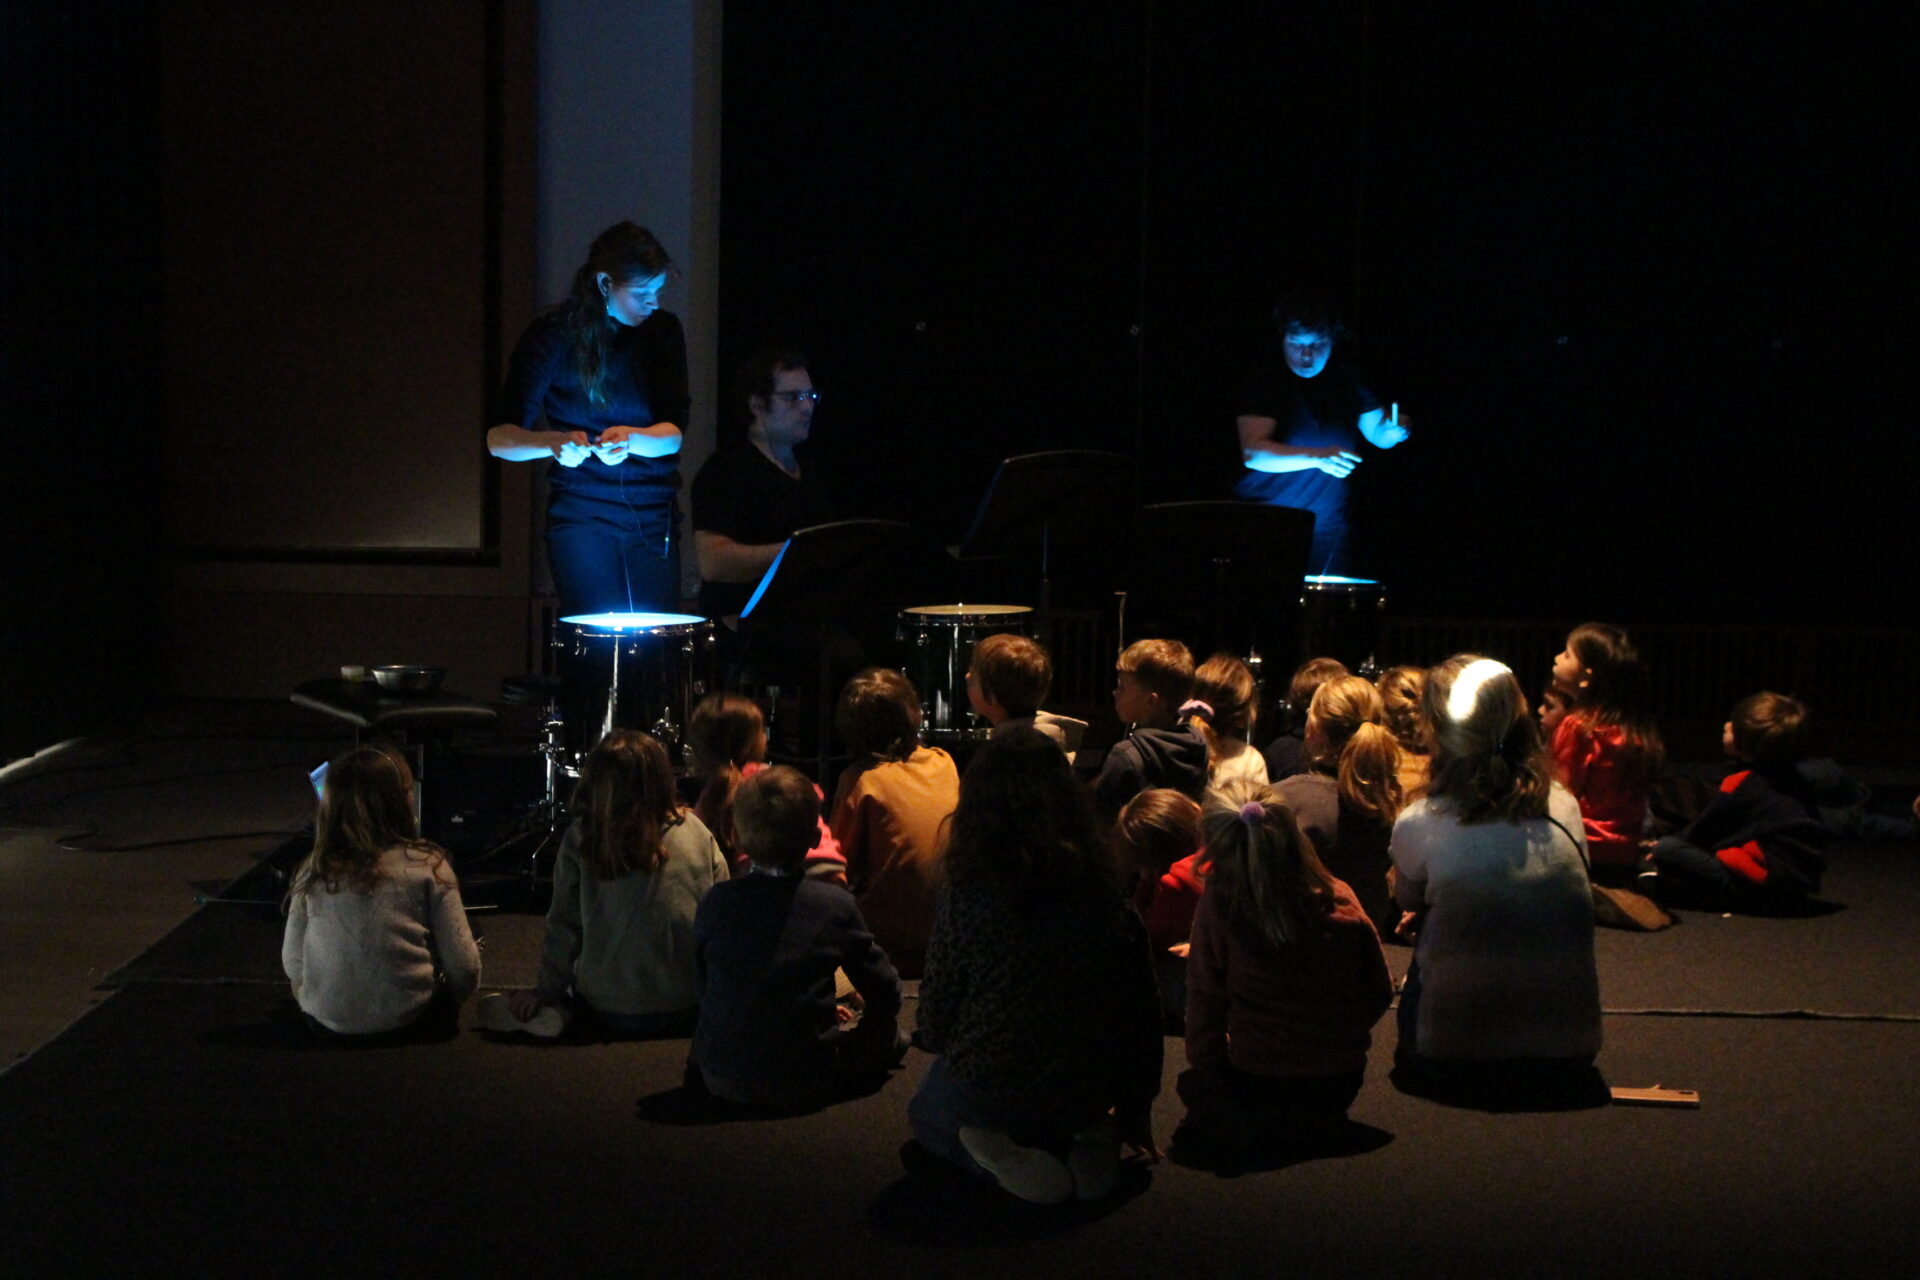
[1375,418,1410,447]
[551,431,592,467]
[592,425,640,464]
[1315,448,1362,478]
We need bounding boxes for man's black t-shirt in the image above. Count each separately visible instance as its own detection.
[690,445,834,616]
[1231,359,1379,573]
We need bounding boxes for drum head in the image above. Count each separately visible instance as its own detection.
[1302,575,1378,588]
[901,603,1033,619]
[559,611,707,637]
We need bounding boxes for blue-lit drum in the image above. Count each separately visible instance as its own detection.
[896,604,1033,743]
[1299,575,1386,672]
[555,612,716,768]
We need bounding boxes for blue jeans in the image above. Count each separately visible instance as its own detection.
[546,491,680,618]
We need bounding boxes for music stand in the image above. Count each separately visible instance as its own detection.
[953,450,1132,630]
[1132,500,1314,667]
[740,518,917,778]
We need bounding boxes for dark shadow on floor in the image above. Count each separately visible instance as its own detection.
[866,1141,1153,1246]
[636,1066,902,1126]
[1388,1061,1611,1113]
[197,996,461,1051]
[1168,1118,1394,1177]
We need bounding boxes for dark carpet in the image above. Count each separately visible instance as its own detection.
[8,840,1920,1277]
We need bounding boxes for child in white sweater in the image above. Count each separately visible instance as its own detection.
[282,746,481,1037]
[481,730,729,1038]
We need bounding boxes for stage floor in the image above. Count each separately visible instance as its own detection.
[3,703,1918,1277]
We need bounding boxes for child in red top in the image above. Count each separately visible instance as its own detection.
[1550,622,1664,872]
[1115,789,1207,1031]
[686,693,846,884]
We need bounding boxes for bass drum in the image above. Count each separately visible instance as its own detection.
[1299,576,1386,674]
[896,604,1034,743]
[554,612,716,771]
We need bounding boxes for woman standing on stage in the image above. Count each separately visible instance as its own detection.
[489,222,688,616]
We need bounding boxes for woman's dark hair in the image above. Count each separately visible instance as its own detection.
[943,727,1119,894]
[295,746,433,898]
[570,730,685,879]
[563,221,672,406]
[1423,654,1556,825]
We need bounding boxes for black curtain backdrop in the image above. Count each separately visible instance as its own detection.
[719,2,1909,627]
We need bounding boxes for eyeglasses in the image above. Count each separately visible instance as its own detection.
[771,390,821,405]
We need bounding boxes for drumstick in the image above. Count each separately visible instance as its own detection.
[1390,402,1398,425]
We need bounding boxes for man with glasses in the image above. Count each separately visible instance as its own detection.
[691,349,832,623]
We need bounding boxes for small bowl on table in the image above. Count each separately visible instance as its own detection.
[371,665,447,694]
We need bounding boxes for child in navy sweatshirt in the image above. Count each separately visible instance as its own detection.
[1643,692,1831,911]
[689,766,905,1109]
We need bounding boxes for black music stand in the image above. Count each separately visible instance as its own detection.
[953,450,1132,631]
[1132,500,1314,669]
[740,518,916,779]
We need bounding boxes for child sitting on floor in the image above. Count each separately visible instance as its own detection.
[283,745,480,1038]
[1263,656,1349,782]
[1273,676,1405,940]
[689,766,905,1110]
[1377,665,1431,795]
[686,692,846,883]
[1642,692,1832,911]
[1550,622,1665,874]
[828,668,960,978]
[1094,638,1211,816]
[910,728,1162,1205]
[1537,682,1575,742]
[1177,779,1392,1165]
[1115,788,1208,1029]
[1190,653,1269,792]
[966,632,1088,760]
[479,730,729,1038]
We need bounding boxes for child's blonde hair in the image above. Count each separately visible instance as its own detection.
[1423,654,1555,825]
[1115,788,1204,877]
[1200,778,1336,949]
[1191,653,1258,768]
[571,730,686,879]
[296,745,430,897]
[1729,691,1809,765]
[1305,677,1404,823]
[969,633,1052,719]
[1116,638,1195,712]
[1376,665,1427,755]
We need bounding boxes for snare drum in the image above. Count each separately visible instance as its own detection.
[555,612,716,769]
[896,604,1034,742]
[1299,576,1386,673]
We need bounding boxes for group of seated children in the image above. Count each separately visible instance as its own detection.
[278,618,1910,1202]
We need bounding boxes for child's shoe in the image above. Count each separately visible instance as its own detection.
[477,992,567,1038]
[1066,1116,1121,1200]
[958,1125,1074,1205]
